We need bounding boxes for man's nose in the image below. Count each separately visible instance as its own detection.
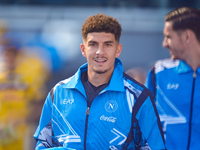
[96,45,105,54]
[162,37,168,48]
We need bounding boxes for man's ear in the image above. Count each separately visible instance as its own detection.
[185,29,194,43]
[115,44,122,58]
[80,43,86,57]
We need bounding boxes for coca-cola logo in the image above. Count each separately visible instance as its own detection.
[100,115,117,123]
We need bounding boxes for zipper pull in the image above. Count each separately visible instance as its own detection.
[193,71,196,78]
[85,107,90,115]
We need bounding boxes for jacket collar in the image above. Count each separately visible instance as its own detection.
[62,58,124,94]
[104,58,124,92]
[176,60,200,74]
[176,60,192,74]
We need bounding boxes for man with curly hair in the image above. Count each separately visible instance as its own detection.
[34,14,166,150]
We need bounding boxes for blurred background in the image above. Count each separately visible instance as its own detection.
[0,0,199,87]
[0,1,199,150]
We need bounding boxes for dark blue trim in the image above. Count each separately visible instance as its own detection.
[187,72,196,150]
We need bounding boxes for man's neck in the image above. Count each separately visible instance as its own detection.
[185,48,200,71]
[186,58,200,71]
[186,39,200,71]
[87,71,112,87]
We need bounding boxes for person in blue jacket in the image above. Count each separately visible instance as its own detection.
[34,13,166,150]
[145,7,200,150]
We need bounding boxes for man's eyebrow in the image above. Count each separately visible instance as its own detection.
[104,41,114,43]
[88,40,97,44]
[88,40,114,44]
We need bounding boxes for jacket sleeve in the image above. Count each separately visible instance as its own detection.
[136,90,166,150]
[145,68,155,95]
[35,140,74,150]
[33,92,77,150]
[33,92,54,149]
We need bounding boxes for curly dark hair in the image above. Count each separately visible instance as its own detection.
[81,14,122,42]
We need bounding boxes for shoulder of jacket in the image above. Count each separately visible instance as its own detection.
[123,73,144,98]
[154,58,179,73]
[51,76,73,92]
[49,76,74,103]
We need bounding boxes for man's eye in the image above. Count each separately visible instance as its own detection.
[89,43,96,46]
[106,43,112,46]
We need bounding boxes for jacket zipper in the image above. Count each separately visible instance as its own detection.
[187,71,196,150]
[84,106,90,150]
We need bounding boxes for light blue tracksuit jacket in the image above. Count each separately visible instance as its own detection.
[34,58,166,150]
[145,58,200,150]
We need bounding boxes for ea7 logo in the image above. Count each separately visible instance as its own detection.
[105,100,118,113]
[167,83,179,90]
[63,99,74,104]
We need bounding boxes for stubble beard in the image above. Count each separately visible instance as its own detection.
[93,69,108,74]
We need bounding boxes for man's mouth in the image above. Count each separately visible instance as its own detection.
[95,58,107,63]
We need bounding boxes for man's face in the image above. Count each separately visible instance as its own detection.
[81,32,122,75]
[162,21,186,60]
